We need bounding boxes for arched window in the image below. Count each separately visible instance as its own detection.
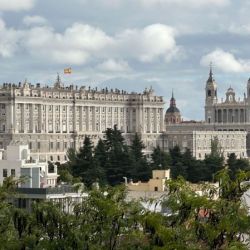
[207,90,211,97]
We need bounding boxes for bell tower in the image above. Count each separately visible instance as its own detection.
[247,78,250,98]
[205,65,217,104]
[205,64,217,123]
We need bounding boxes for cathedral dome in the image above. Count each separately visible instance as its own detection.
[227,87,235,93]
[166,106,180,113]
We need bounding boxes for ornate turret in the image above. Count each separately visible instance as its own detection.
[225,86,236,103]
[205,64,217,104]
[54,73,62,89]
[165,91,181,124]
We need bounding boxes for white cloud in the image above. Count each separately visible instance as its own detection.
[23,15,47,26]
[97,59,130,72]
[23,23,114,65]
[0,19,22,57]
[0,0,35,11]
[22,22,178,65]
[116,24,178,62]
[200,49,250,73]
[138,0,230,8]
[0,18,180,66]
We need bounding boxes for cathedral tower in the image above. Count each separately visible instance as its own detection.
[247,78,250,98]
[205,66,217,123]
[165,91,181,124]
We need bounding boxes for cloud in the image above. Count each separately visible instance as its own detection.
[228,24,250,35]
[116,24,178,62]
[97,59,130,72]
[200,49,250,73]
[138,0,230,8]
[0,19,22,57]
[23,23,114,65]
[22,22,178,65]
[0,18,180,67]
[0,0,35,11]
[23,15,47,26]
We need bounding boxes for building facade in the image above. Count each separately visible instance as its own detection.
[0,144,58,187]
[205,68,249,124]
[0,76,165,161]
[165,68,250,159]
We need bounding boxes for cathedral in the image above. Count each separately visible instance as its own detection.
[205,67,249,124]
[164,68,249,159]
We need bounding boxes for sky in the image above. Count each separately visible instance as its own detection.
[0,0,250,120]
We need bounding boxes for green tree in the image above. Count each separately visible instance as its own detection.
[104,125,134,185]
[151,145,172,170]
[169,146,188,179]
[130,133,151,181]
[144,169,250,249]
[227,153,250,180]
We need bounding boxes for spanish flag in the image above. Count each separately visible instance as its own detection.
[64,67,72,74]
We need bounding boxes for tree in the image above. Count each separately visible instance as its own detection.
[151,146,172,170]
[227,153,250,180]
[169,146,188,179]
[103,125,134,185]
[130,133,151,181]
[144,169,250,249]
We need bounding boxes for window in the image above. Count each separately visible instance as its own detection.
[50,156,53,161]
[50,142,53,149]
[3,169,7,177]
[64,142,67,149]
[37,142,40,149]
[57,142,60,150]
[11,169,15,177]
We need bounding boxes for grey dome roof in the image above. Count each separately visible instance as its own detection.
[166,106,180,113]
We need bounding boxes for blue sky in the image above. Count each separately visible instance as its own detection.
[0,0,250,120]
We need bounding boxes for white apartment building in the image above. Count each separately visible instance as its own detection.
[0,144,58,187]
[0,76,165,162]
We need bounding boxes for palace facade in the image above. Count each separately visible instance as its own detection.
[0,75,164,162]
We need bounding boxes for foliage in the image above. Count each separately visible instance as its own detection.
[151,145,172,170]
[0,169,250,249]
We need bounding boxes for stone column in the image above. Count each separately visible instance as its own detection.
[154,108,157,132]
[79,106,83,132]
[73,104,76,133]
[148,108,151,133]
[117,107,121,130]
[30,104,34,133]
[86,106,89,132]
[39,104,43,132]
[160,108,164,132]
[21,103,25,133]
[45,105,48,133]
[66,105,69,133]
[52,105,55,133]
[59,105,62,133]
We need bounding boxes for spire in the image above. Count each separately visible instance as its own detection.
[207,62,214,83]
[170,90,176,107]
[54,73,62,88]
